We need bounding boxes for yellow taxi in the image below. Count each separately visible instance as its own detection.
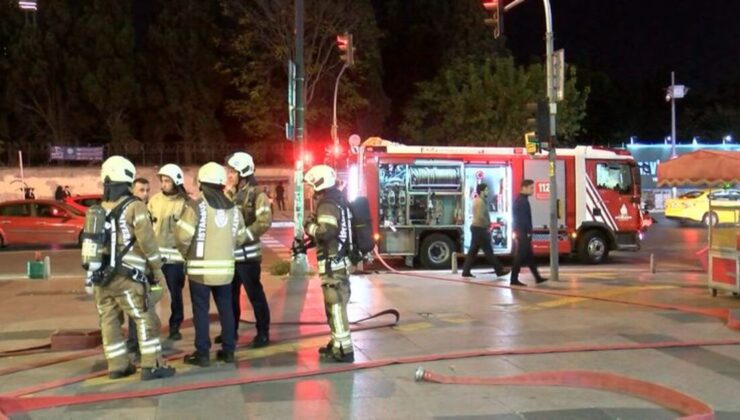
[665,189,740,226]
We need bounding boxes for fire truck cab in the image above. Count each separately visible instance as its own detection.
[350,139,643,269]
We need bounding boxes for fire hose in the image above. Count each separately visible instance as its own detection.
[0,251,738,418]
[371,251,740,330]
[414,367,714,420]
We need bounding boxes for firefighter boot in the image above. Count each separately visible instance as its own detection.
[141,365,176,381]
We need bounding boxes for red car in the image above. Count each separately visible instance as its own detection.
[0,200,86,247]
[64,194,102,214]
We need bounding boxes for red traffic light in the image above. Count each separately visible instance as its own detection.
[482,1,503,38]
[336,33,355,67]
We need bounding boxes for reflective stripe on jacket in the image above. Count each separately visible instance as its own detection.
[148,192,187,263]
[175,198,246,286]
[102,197,163,274]
[233,185,272,262]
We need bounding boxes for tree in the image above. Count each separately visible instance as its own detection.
[222,0,387,153]
[73,0,139,146]
[138,0,226,162]
[401,57,589,146]
[370,0,506,138]
[4,1,92,147]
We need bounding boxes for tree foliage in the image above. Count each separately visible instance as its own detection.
[401,58,589,146]
[222,0,387,148]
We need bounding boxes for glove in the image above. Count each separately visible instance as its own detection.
[291,238,307,257]
[148,284,165,306]
[304,221,318,237]
[84,276,94,296]
[152,269,166,284]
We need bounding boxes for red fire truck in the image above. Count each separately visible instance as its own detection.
[347,138,644,269]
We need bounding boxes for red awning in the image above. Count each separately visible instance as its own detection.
[657,150,740,187]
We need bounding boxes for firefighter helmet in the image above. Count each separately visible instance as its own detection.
[198,162,227,186]
[225,152,255,177]
[304,165,337,192]
[158,163,185,186]
[101,156,136,184]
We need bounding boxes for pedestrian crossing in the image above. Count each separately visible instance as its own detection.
[261,233,292,260]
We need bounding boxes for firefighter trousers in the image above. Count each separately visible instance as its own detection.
[95,275,164,372]
[231,261,271,337]
[320,269,353,355]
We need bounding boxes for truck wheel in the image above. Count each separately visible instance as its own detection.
[702,212,718,227]
[0,233,4,248]
[420,234,455,270]
[578,230,609,264]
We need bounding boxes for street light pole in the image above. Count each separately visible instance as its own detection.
[331,63,349,160]
[543,0,559,282]
[290,0,309,276]
[670,71,677,159]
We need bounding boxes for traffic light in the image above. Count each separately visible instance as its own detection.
[336,33,354,67]
[525,100,550,138]
[482,1,503,38]
[524,132,538,155]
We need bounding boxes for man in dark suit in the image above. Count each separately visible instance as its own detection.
[511,179,548,286]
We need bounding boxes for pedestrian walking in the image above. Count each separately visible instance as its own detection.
[275,181,286,211]
[55,186,65,201]
[461,183,509,279]
[510,179,548,286]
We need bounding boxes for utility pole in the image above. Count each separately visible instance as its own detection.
[665,71,688,198]
[290,0,309,276]
[487,0,560,280]
[543,0,559,282]
[670,71,677,160]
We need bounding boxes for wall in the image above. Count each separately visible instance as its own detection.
[0,166,295,205]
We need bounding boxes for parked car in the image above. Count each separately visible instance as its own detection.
[0,200,86,247]
[665,189,740,226]
[63,194,102,213]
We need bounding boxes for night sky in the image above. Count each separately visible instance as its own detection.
[505,0,740,89]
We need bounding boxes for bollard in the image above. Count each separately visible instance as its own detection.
[650,253,656,274]
[451,252,458,274]
[44,255,51,279]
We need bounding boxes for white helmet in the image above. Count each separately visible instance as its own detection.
[158,163,185,186]
[101,155,136,184]
[225,152,255,177]
[198,162,227,186]
[304,165,337,192]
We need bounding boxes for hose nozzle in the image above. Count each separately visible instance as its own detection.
[415,366,426,382]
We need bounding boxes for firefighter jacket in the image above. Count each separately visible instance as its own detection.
[233,184,272,263]
[175,198,247,286]
[305,189,349,275]
[471,196,490,229]
[102,196,164,276]
[148,192,187,264]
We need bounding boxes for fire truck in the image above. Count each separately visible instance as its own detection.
[347,138,644,269]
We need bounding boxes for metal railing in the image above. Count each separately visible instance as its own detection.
[2,141,292,167]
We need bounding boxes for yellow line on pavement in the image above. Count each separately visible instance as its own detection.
[534,285,675,309]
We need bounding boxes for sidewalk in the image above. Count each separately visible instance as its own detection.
[1,263,740,419]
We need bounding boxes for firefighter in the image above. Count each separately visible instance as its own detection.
[175,162,247,366]
[221,152,272,348]
[92,156,175,380]
[461,183,509,279]
[148,163,189,341]
[302,164,354,363]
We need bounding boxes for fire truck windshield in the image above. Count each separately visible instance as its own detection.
[596,162,634,195]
